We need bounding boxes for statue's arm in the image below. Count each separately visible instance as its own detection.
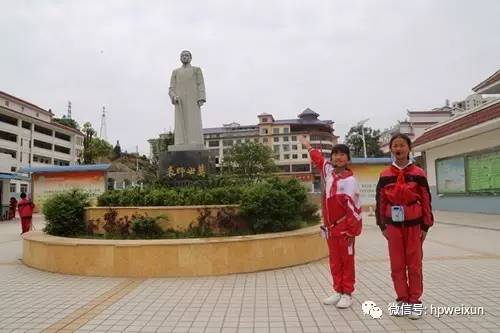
[168,70,177,105]
[195,67,206,102]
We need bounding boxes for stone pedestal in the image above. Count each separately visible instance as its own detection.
[159,149,216,177]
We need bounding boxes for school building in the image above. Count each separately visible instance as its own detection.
[413,69,500,213]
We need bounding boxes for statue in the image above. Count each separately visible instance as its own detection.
[168,50,206,148]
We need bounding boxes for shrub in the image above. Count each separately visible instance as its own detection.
[131,216,164,239]
[240,180,302,233]
[102,208,132,239]
[43,189,91,237]
[301,201,321,225]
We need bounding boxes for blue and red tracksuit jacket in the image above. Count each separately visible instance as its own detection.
[375,162,434,232]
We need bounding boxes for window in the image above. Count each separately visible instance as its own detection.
[10,166,16,172]
[292,145,298,150]
[273,137,279,143]
[292,164,311,172]
[273,128,279,134]
[9,183,16,193]
[22,121,31,129]
[54,159,70,166]
[54,145,71,154]
[55,131,71,141]
[261,128,268,134]
[0,148,16,158]
[107,178,115,191]
[34,139,52,150]
[292,154,298,159]
[208,140,219,147]
[284,154,290,160]
[302,153,308,159]
[33,155,51,164]
[283,128,289,133]
[20,184,28,193]
[0,130,17,142]
[34,125,52,136]
[274,154,280,160]
[262,117,268,122]
[282,144,290,152]
[273,145,280,153]
[223,140,233,146]
[253,138,259,143]
[278,165,290,173]
[283,136,289,142]
[262,137,268,143]
[4,100,9,106]
[291,135,297,142]
[0,113,18,126]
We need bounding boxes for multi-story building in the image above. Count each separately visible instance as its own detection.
[150,108,338,191]
[452,93,497,112]
[0,91,84,194]
[380,105,454,154]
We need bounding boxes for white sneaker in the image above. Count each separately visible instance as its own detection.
[407,304,423,320]
[390,301,406,317]
[323,292,341,305]
[336,294,352,309]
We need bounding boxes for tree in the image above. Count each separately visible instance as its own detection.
[91,137,113,159]
[149,131,174,164]
[344,125,384,158]
[53,116,80,130]
[221,142,276,178]
[79,122,113,164]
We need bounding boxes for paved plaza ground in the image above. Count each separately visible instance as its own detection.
[0,212,499,333]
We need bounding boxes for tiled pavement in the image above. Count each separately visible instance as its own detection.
[0,212,499,333]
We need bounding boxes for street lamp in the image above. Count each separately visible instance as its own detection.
[356,118,370,159]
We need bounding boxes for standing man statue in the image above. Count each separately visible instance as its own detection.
[169,50,206,149]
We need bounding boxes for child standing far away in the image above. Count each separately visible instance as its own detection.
[17,192,35,234]
[300,136,362,309]
[375,133,433,320]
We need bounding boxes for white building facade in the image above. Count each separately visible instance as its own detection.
[0,91,84,195]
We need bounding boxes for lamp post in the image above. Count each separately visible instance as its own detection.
[357,118,369,159]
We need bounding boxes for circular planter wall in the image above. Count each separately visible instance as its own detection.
[22,225,327,277]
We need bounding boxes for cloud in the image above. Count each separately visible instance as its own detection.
[1,0,499,154]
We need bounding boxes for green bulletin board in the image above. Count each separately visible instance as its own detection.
[467,150,500,192]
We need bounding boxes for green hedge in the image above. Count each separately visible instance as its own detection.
[96,177,318,234]
[97,186,245,207]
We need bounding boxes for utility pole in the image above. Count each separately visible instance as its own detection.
[357,118,370,159]
[136,145,139,172]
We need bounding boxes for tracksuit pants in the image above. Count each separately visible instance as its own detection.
[21,217,32,234]
[327,235,355,294]
[386,223,423,304]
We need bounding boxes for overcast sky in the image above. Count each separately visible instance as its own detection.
[1,0,499,154]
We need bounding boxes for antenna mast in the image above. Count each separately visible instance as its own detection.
[100,106,107,140]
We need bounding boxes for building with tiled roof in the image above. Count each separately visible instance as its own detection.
[150,108,338,191]
[413,69,500,213]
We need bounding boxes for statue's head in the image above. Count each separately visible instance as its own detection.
[180,50,192,65]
